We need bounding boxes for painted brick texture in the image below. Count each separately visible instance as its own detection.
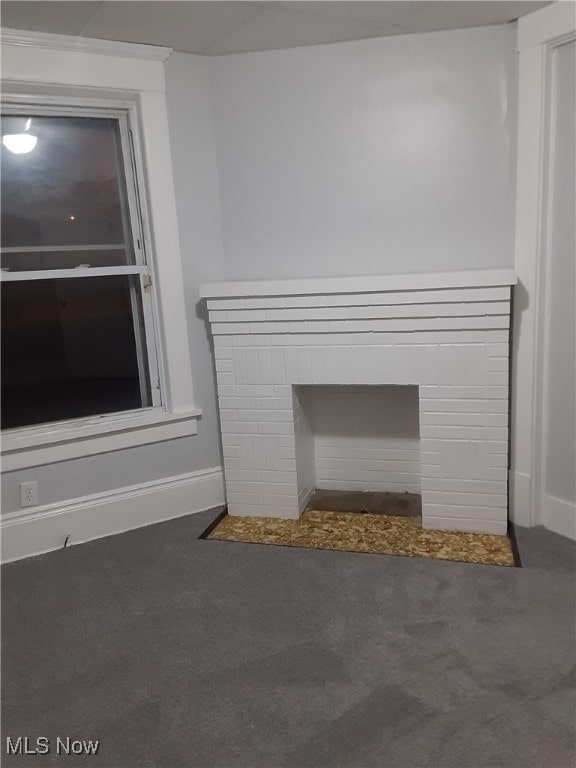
[205,281,513,534]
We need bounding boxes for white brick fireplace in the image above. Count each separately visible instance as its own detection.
[200,270,516,534]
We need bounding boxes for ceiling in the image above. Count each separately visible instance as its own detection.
[1,1,551,55]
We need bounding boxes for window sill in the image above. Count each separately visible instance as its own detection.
[1,408,202,472]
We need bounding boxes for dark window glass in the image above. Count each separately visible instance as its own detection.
[1,276,151,429]
[1,115,135,268]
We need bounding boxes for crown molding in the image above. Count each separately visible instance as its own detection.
[0,27,172,62]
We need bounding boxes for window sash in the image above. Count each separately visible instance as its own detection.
[1,245,126,252]
[1,102,163,418]
[0,265,146,281]
[1,106,147,269]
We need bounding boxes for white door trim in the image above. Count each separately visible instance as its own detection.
[510,2,576,533]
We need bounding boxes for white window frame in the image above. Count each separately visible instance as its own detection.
[2,100,164,410]
[1,29,200,472]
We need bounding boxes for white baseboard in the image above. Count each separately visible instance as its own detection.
[509,470,576,540]
[509,469,534,527]
[1,467,225,563]
[543,494,576,541]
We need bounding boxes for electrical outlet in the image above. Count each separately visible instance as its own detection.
[20,481,38,508]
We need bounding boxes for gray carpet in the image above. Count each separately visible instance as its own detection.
[2,508,575,768]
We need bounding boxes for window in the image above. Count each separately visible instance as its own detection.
[1,107,161,431]
[0,33,199,473]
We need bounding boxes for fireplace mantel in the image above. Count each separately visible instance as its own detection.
[199,268,517,299]
[200,269,517,535]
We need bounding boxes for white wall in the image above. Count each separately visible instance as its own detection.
[209,25,517,280]
[544,40,575,507]
[1,52,225,514]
